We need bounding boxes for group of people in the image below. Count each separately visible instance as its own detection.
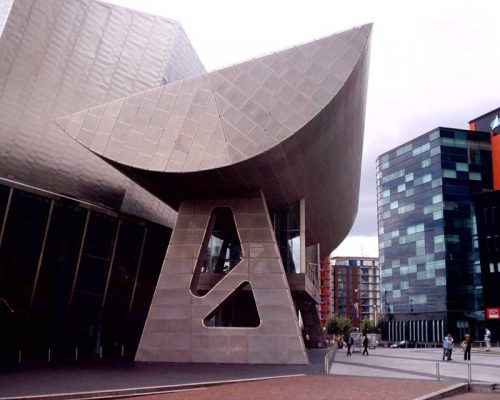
[442,328,492,361]
[340,333,370,356]
[442,332,472,361]
[442,333,471,361]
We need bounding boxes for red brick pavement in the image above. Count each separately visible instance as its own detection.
[121,375,455,400]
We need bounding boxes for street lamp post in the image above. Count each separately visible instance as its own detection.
[372,304,378,327]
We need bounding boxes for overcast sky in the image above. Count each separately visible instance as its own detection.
[108,0,500,257]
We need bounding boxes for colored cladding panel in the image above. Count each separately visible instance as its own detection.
[469,121,476,131]
[492,134,500,190]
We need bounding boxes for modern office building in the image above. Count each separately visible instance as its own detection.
[470,108,500,339]
[0,0,372,364]
[329,257,380,328]
[377,127,493,342]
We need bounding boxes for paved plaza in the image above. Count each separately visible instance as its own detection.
[330,347,500,384]
[1,348,499,399]
[118,376,457,400]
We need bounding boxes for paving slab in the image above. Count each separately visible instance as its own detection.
[330,348,500,384]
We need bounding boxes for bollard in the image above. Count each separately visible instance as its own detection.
[121,345,124,358]
[467,363,472,383]
[48,348,51,362]
[18,349,22,364]
[75,347,78,361]
[436,362,440,380]
[99,346,102,359]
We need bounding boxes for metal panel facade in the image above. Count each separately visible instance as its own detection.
[0,0,205,227]
[59,24,372,257]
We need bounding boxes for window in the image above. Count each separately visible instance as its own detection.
[412,143,430,156]
[421,159,431,168]
[469,172,481,181]
[408,223,424,234]
[443,169,457,179]
[433,210,443,220]
[429,131,440,141]
[409,294,427,304]
[414,174,432,186]
[432,194,443,204]
[435,277,446,286]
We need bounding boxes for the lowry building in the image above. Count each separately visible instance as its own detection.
[0,0,372,364]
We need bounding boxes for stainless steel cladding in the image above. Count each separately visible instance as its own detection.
[0,0,205,227]
[59,24,372,257]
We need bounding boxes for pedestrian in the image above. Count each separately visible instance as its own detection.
[442,335,450,360]
[462,334,472,361]
[362,333,369,356]
[346,334,354,356]
[485,328,491,352]
[447,333,454,361]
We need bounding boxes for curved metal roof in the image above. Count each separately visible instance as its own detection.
[57,24,372,256]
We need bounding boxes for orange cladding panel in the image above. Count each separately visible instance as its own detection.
[492,134,500,190]
[469,122,476,131]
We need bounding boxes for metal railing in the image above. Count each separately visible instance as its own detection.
[12,345,128,364]
[435,361,472,383]
[306,262,320,286]
[324,344,337,374]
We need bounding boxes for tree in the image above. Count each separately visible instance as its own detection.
[360,317,376,334]
[325,316,352,336]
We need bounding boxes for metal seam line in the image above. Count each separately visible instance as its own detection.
[0,187,13,247]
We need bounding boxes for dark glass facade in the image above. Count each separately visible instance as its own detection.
[0,180,170,363]
[376,128,492,342]
[271,202,301,274]
[473,191,500,339]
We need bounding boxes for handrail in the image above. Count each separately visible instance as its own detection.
[324,344,337,374]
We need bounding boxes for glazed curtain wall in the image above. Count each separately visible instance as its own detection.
[0,182,170,363]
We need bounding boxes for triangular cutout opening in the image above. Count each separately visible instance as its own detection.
[203,282,260,328]
[190,207,243,296]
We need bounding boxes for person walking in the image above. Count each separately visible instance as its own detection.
[442,335,450,361]
[346,334,354,356]
[462,334,472,361]
[485,328,491,351]
[362,334,369,356]
[447,333,454,361]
